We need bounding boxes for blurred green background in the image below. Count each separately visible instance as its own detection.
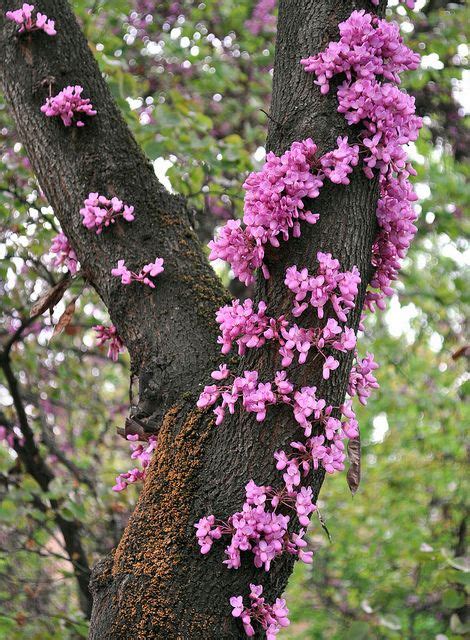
[0,1,468,638]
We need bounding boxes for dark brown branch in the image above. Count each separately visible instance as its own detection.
[0,354,92,617]
[36,411,96,491]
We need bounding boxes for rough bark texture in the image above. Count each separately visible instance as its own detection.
[1,0,386,638]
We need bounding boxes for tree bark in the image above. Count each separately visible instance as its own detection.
[1,0,385,637]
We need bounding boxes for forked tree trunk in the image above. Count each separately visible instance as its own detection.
[0,0,385,637]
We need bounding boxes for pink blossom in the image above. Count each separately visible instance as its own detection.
[50,232,78,274]
[111,258,164,288]
[285,253,361,321]
[230,584,290,638]
[320,136,359,184]
[6,3,56,36]
[209,139,322,285]
[93,324,124,361]
[348,352,379,404]
[80,193,135,234]
[323,355,339,380]
[301,11,419,93]
[41,85,96,127]
[112,434,157,492]
[195,515,223,554]
[211,364,230,380]
[216,299,269,355]
[295,487,317,526]
[301,9,422,311]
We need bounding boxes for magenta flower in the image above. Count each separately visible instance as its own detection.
[322,356,339,380]
[93,324,124,361]
[209,138,322,285]
[229,584,290,638]
[41,85,96,127]
[49,232,78,274]
[6,3,56,36]
[80,193,135,234]
[112,434,157,492]
[111,258,164,288]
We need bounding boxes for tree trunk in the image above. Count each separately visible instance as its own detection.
[0,0,385,637]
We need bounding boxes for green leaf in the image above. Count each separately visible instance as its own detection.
[0,616,15,632]
[348,621,372,639]
[442,589,466,609]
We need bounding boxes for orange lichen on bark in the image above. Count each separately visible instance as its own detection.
[108,403,218,638]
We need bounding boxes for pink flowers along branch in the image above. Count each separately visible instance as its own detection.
[195,6,422,639]
[112,434,158,492]
[111,258,164,288]
[301,9,422,313]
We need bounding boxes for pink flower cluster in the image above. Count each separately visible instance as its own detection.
[320,136,359,185]
[301,11,420,94]
[197,369,276,424]
[347,352,379,405]
[210,252,359,375]
[337,80,421,179]
[209,139,322,285]
[80,193,135,234]
[216,299,270,356]
[230,584,289,639]
[366,172,419,311]
[275,397,359,483]
[199,258,361,427]
[93,324,124,361]
[6,3,56,36]
[208,135,366,286]
[41,85,97,127]
[112,434,157,492]
[195,480,314,570]
[50,232,79,274]
[111,258,164,288]
[301,10,422,311]
[284,251,361,321]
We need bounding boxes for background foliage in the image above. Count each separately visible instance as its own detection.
[0,0,468,638]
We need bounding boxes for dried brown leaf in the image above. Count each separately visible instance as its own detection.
[30,276,72,317]
[52,299,76,337]
[451,345,470,360]
[347,435,361,496]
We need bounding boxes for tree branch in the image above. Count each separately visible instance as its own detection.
[88,1,385,637]
[0,353,92,617]
[0,0,227,423]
